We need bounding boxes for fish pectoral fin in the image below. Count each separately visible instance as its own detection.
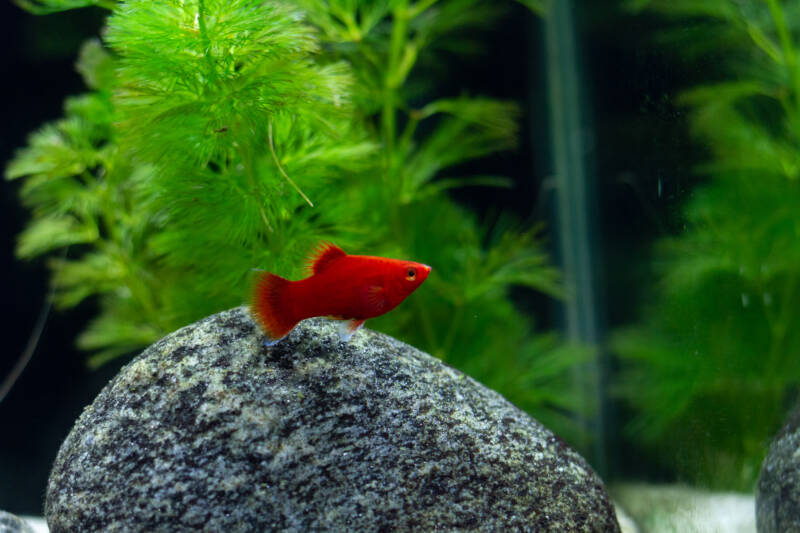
[263,337,284,347]
[364,284,389,314]
[338,319,366,342]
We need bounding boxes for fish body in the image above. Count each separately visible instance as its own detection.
[251,243,431,344]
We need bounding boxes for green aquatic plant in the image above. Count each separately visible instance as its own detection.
[10,0,372,365]
[8,1,587,441]
[617,0,800,489]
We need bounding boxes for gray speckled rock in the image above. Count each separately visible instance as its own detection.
[757,408,800,532]
[0,511,36,533]
[46,307,620,532]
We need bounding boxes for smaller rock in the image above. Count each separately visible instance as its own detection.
[0,511,36,533]
[757,408,800,532]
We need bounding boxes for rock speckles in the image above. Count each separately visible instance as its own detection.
[46,307,619,532]
[757,408,800,532]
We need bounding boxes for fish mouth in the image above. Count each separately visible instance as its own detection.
[418,264,432,281]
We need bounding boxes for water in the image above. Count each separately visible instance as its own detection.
[1,1,791,530]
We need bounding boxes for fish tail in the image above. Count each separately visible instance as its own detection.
[251,272,299,344]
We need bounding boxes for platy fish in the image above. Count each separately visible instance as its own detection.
[251,243,431,344]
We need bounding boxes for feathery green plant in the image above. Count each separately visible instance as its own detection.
[617,0,800,490]
[8,0,587,443]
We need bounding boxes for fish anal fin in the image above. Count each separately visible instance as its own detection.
[338,319,365,342]
[306,242,346,275]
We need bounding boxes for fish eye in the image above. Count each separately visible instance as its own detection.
[406,268,416,280]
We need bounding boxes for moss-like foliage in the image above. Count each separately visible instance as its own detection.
[8,1,588,443]
[617,0,800,490]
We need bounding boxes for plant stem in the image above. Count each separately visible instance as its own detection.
[268,121,314,207]
[0,248,63,403]
[197,0,218,87]
[95,0,117,10]
[766,0,800,113]
[408,0,438,19]
[382,2,410,164]
[236,140,273,232]
[766,273,797,378]
[398,113,420,154]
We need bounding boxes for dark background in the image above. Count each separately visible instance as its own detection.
[1,2,125,514]
[0,0,699,514]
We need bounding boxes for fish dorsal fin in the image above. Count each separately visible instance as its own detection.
[307,242,346,275]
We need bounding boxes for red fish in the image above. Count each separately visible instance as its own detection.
[251,242,431,344]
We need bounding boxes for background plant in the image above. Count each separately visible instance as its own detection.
[616,0,800,490]
[7,0,588,444]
